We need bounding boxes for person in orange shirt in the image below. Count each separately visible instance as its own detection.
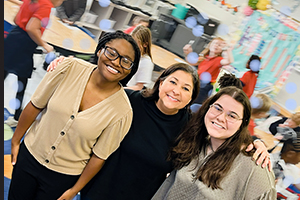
[183,37,234,105]
[240,55,261,98]
[4,0,64,127]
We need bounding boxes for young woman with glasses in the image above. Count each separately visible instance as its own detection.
[8,31,140,200]
[153,86,276,199]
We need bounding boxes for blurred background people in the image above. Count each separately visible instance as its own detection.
[4,0,63,127]
[240,55,261,98]
[56,0,87,25]
[126,24,154,90]
[124,16,149,34]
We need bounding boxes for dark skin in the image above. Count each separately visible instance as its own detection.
[11,38,136,200]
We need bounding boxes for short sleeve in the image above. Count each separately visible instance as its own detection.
[32,3,52,21]
[92,109,133,160]
[240,71,249,85]
[31,58,73,109]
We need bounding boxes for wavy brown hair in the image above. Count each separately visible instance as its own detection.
[169,86,254,189]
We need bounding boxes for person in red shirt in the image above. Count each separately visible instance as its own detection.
[4,0,64,127]
[183,37,234,104]
[123,16,149,34]
[240,55,261,98]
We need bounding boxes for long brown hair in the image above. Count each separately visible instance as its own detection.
[169,86,253,189]
[131,24,152,60]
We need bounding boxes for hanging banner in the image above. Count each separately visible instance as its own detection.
[231,10,300,90]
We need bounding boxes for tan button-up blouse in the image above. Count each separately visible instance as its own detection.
[24,58,133,175]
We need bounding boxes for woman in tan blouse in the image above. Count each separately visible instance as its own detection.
[9,31,141,200]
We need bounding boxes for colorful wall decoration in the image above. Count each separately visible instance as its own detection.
[231,10,300,91]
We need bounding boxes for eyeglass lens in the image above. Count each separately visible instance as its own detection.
[104,47,133,70]
[210,104,240,122]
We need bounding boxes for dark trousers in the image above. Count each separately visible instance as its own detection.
[8,142,80,200]
[4,70,28,120]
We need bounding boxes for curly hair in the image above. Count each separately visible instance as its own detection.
[218,73,242,90]
[169,86,253,189]
[92,30,141,86]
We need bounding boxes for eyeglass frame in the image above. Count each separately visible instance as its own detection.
[103,46,134,70]
[209,104,243,123]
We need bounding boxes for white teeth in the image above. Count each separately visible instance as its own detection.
[168,95,178,102]
[212,121,224,129]
[107,66,119,74]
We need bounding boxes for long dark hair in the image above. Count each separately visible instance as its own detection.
[92,30,141,86]
[169,86,253,189]
[141,63,200,108]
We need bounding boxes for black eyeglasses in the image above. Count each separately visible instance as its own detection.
[103,46,134,70]
[209,104,243,123]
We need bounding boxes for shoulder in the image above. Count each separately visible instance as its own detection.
[104,88,132,121]
[235,154,273,178]
[64,57,95,70]
[112,87,132,107]
[140,55,154,66]
[217,56,224,61]
[47,57,95,79]
[124,89,144,104]
[125,89,140,97]
[38,0,53,7]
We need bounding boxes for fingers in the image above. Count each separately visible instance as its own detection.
[252,139,270,168]
[268,159,272,172]
[252,148,270,168]
[47,56,65,72]
[245,143,253,152]
[47,63,51,72]
[183,44,193,56]
[11,150,18,166]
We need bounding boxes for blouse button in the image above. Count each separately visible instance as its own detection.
[60,131,65,136]
[70,115,75,120]
[45,159,49,163]
[51,146,56,150]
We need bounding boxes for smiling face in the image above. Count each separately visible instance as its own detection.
[97,38,135,83]
[156,70,194,115]
[205,95,244,146]
[209,39,224,55]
